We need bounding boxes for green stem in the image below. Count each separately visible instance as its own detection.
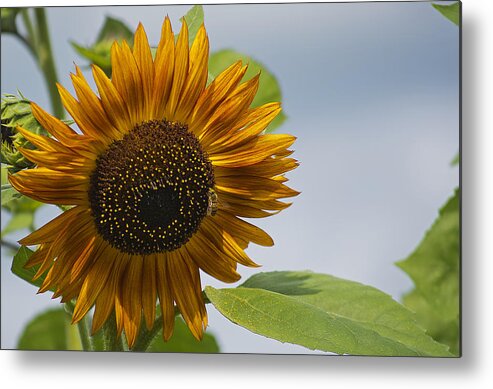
[131,315,164,352]
[102,312,124,351]
[33,8,64,119]
[20,9,36,47]
[131,306,180,352]
[65,300,93,351]
[65,320,83,350]
[77,315,94,351]
[1,239,19,251]
[12,9,63,118]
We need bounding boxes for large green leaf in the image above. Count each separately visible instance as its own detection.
[147,316,219,353]
[401,289,459,356]
[397,189,460,355]
[208,49,286,132]
[17,308,82,350]
[71,16,134,76]
[10,246,49,290]
[180,5,204,47]
[432,2,460,26]
[206,271,452,356]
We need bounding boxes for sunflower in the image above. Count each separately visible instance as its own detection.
[9,17,298,348]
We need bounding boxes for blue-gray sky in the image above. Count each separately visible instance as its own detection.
[1,2,459,353]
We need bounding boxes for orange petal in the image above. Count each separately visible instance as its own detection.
[121,255,143,348]
[167,250,206,340]
[156,253,175,341]
[184,229,241,283]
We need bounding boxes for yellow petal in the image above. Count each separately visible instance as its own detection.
[151,16,175,119]
[92,65,132,134]
[210,134,296,167]
[111,41,145,125]
[71,243,118,323]
[133,23,154,119]
[189,61,247,134]
[184,230,241,283]
[70,66,122,141]
[174,24,209,122]
[213,210,274,247]
[208,103,282,154]
[199,74,260,148]
[165,20,189,118]
[18,206,86,246]
[122,255,143,348]
[167,250,206,340]
[142,255,157,330]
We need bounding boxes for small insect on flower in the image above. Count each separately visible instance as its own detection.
[9,17,299,348]
[207,188,218,216]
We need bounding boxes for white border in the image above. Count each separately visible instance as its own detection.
[2,0,493,388]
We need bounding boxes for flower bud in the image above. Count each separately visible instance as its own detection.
[1,93,47,172]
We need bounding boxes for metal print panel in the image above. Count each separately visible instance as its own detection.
[0,1,460,356]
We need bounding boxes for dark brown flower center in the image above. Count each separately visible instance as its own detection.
[89,120,214,255]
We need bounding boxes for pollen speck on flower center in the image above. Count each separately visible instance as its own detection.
[89,120,215,255]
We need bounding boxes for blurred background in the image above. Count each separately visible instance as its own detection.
[1,2,459,353]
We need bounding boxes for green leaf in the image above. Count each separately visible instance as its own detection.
[96,16,133,43]
[1,212,33,236]
[432,2,460,26]
[1,164,8,185]
[11,246,48,290]
[17,308,82,350]
[1,183,22,205]
[147,316,219,353]
[401,289,460,356]
[397,189,460,355]
[2,193,42,213]
[180,5,204,47]
[71,16,133,76]
[451,152,459,166]
[206,271,452,356]
[71,41,112,72]
[208,49,286,132]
